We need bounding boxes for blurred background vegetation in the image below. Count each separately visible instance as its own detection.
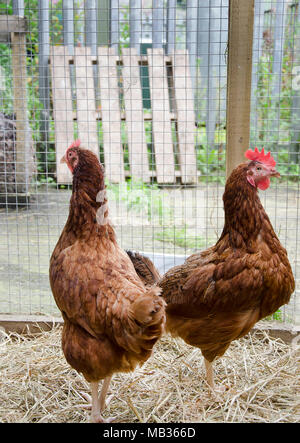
[0,0,299,188]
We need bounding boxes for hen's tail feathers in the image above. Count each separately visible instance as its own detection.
[126,250,161,286]
[127,286,166,353]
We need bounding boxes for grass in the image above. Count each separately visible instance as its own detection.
[155,225,209,251]
[107,179,173,224]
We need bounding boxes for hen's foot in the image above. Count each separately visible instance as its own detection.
[209,384,228,397]
[204,358,229,395]
[80,391,114,411]
[90,414,118,423]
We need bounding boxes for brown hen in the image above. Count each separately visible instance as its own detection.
[49,142,165,422]
[128,149,295,392]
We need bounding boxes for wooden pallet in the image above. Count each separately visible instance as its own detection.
[50,46,198,184]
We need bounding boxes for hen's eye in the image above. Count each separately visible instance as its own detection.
[256,167,262,171]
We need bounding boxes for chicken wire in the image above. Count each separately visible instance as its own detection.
[0,0,299,326]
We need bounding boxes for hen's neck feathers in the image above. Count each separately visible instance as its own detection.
[65,163,116,242]
[217,163,275,251]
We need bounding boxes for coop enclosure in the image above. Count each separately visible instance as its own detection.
[0,0,299,329]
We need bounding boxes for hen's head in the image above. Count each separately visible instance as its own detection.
[244,147,280,191]
[61,140,104,177]
[61,140,102,173]
[61,140,105,196]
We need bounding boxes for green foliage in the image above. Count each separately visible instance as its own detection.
[277,150,300,178]
[0,44,13,114]
[107,178,173,224]
[195,126,226,183]
[1,2,300,188]
[251,10,300,180]
[120,4,130,47]
[265,309,283,322]
[0,2,12,14]
[155,225,209,251]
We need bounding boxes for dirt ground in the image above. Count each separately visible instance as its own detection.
[0,183,299,323]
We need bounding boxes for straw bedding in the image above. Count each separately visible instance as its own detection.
[0,325,299,423]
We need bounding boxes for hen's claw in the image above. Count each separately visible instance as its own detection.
[80,391,114,412]
[90,414,118,423]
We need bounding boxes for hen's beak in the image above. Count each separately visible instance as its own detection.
[60,155,67,164]
[270,169,280,178]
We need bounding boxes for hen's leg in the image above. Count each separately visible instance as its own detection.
[204,358,226,393]
[81,376,113,411]
[90,382,103,423]
[99,375,112,413]
[89,380,117,423]
[204,358,214,388]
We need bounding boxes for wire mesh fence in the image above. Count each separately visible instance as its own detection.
[0,0,299,326]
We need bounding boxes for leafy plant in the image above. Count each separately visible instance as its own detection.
[155,225,211,251]
[265,309,283,322]
[277,150,300,179]
[107,178,173,225]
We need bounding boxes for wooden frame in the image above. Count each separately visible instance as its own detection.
[1,5,298,336]
[226,0,255,177]
[0,15,27,35]
[50,47,198,185]
[0,314,298,344]
[0,16,31,200]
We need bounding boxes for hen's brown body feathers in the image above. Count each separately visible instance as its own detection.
[50,149,165,384]
[159,163,294,362]
[128,163,295,367]
[126,250,161,287]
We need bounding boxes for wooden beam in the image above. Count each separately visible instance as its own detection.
[97,46,125,183]
[74,46,99,157]
[0,15,27,34]
[0,314,63,335]
[122,47,150,182]
[147,48,176,183]
[172,49,198,184]
[0,315,299,344]
[97,0,110,46]
[226,0,255,177]
[50,46,74,184]
[11,31,30,194]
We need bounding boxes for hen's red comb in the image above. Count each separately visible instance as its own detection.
[245,147,276,167]
[67,139,81,150]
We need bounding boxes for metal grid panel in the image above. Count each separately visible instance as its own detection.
[250,0,300,324]
[0,0,298,326]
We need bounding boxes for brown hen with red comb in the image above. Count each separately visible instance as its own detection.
[151,148,294,393]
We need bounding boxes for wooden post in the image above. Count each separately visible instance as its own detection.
[97,0,110,46]
[11,29,30,194]
[197,0,209,123]
[206,0,219,149]
[130,0,142,54]
[110,0,119,49]
[85,0,97,55]
[38,0,50,148]
[63,0,74,55]
[166,0,176,55]
[226,0,254,177]
[12,0,24,16]
[291,3,300,164]
[152,0,164,48]
[186,0,198,95]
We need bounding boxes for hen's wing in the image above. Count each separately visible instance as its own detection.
[160,243,267,315]
[126,250,161,286]
[50,242,165,355]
